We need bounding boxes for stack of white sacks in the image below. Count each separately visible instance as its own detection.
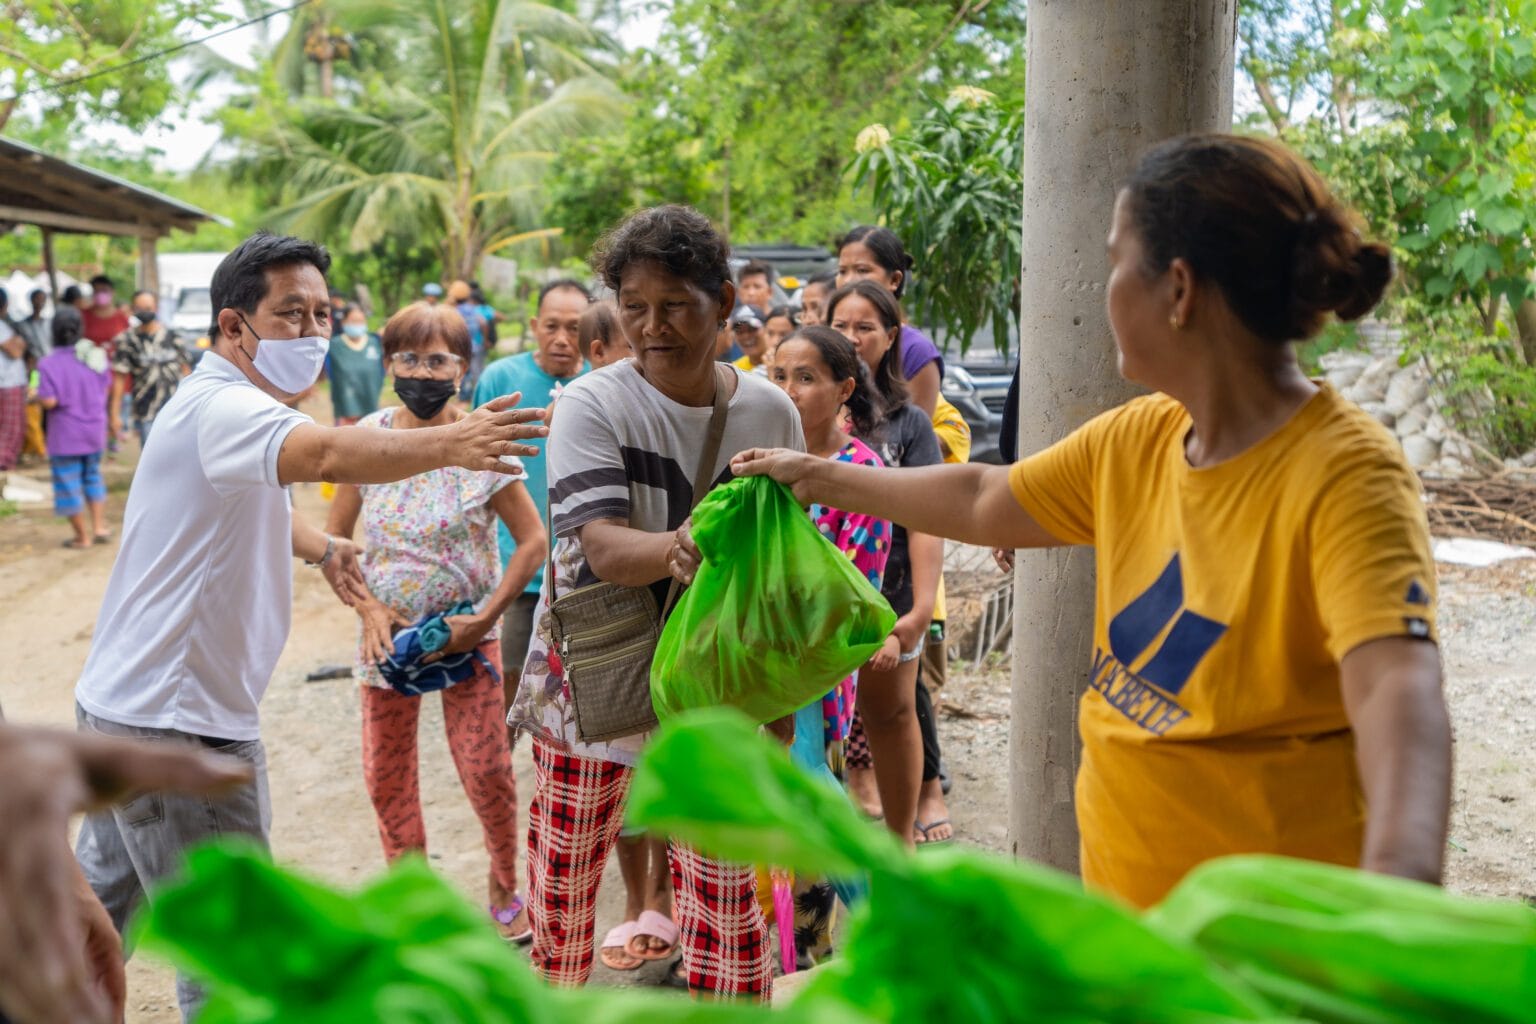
[1321,347,1536,478]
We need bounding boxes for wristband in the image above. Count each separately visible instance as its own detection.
[307,535,335,569]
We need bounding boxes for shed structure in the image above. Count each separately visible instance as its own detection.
[0,136,216,298]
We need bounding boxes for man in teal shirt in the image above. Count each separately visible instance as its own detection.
[473,279,590,722]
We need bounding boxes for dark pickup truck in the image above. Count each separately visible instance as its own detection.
[937,333,1016,465]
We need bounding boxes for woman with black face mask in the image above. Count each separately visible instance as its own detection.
[324,301,547,943]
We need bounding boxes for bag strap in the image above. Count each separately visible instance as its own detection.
[662,363,732,618]
[545,364,734,610]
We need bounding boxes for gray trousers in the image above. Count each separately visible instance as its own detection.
[73,703,271,1021]
[499,591,541,681]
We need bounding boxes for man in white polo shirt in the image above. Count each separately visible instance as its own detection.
[71,232,547,1020]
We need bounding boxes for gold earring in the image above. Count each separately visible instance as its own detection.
[1169,315,1182,329]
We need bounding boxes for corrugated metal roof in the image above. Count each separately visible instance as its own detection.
[0,135,220,235]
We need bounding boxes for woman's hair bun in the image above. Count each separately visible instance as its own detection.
[1290,206,1394,328]
[1334,242,1394,321]
[1126,134,1394,344]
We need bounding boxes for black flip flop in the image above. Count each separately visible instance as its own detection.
[914,818,954,846]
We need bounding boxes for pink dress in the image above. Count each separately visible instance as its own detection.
[808,437,890,743]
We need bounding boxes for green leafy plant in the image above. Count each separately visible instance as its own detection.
[0,0,225,132]
[1240,0,1536,457]
[545,1,1027,250]
[848,86,1023,357]
[1399,299,1536,460]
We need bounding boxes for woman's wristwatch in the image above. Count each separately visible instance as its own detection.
[306,535,336,569]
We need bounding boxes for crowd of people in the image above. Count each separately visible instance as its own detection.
[0,133,1454,1024]
[0,275,203,545]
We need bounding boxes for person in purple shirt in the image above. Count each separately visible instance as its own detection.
[834,225,945,419]
[33,307,112,549]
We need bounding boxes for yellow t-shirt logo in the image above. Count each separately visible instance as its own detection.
[1089,554,1227,737]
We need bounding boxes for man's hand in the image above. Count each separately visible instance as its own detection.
[108,413,123,442]
[730,447,824,504]
[321,537,368,607]
[992,548,1015,573]
[453,393,549,474]
[0,726,251,1024]
[77,871,125,1024]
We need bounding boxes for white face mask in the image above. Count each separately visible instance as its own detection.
[238,317,328,396]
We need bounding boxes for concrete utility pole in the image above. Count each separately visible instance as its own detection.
[1008,0,1236,871]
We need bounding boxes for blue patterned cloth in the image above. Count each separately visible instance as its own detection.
[378,602,498,697]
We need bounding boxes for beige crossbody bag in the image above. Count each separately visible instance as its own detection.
[544,365,731,743]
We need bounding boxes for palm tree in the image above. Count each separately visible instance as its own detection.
[235,0,624,278]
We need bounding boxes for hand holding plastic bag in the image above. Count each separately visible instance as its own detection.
[650,477,895,724]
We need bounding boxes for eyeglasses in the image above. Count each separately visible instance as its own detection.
[389,352,464,373]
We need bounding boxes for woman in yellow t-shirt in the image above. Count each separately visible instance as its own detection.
[731,134,1451,908]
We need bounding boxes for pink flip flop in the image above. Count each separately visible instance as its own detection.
[599,921,644,971]
[626,909,679,961]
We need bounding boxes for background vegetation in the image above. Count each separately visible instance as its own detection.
[3,1,1536,449]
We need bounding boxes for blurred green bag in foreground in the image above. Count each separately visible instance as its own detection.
[1148,854,1536,1024]
[131,844,765,1024]
[650,476,895,724]
[629,708,1281,1024]
[137,710,1536,1023]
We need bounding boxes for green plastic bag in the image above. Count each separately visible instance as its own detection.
[628,709,1284,1024]
[650,476,895,724]
[133,843,769,1024]
[1148,855,1536,1024]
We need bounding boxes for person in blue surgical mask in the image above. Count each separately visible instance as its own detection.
[327,304,385,426]
[69,232,549,1022]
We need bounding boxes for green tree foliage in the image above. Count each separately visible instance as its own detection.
[848,86,1023,356]
[1239,0,1536,455]
[227,0,624,285]
[546,0,1026,252]
[1241,0,1536,331]
[0,0,225,132]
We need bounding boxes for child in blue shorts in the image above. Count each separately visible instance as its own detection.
[31,308,112,549]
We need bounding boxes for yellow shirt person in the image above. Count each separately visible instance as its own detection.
[1009,385,1436,907]
[927,396,971,625]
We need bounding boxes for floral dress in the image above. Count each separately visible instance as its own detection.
[353,407,523,687]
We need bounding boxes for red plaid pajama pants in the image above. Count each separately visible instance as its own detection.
[526,737,771,999]
[0,386,25,471]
